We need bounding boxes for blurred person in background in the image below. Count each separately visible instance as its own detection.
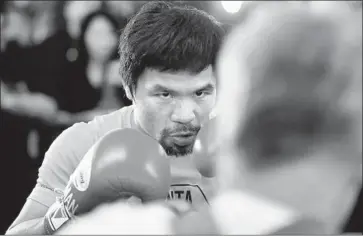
[61,0,103,64]
[1,1,65,120]
[57,10,132,123]
[104,1,136,24]
[14,1,72,165]
[1,0,69,161]
[0,1,50,233]
[0,1,51,232]
[63,1,103,42]
[0,1,104,232]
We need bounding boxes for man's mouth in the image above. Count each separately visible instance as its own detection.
[170,132,196,146]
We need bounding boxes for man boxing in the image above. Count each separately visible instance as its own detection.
[6,1,224,234]
[59,2,362,234]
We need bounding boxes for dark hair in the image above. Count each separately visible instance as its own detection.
[77,10,120,67]
[118,1,225,94]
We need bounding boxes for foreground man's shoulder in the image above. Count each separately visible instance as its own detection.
[207,190,327,234]
[172,204,219,234]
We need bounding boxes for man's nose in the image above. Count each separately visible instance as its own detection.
[171,100,197,124]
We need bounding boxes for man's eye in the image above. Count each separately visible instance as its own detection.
[195,91,206,97]
[158,92,171,98]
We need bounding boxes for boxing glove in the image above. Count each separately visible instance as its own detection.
[44,128,171,234]
[193,118,218,178]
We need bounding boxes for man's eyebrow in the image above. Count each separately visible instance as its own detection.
[149,84,171,92]
[149,83,215,93]
[196,83,215,92]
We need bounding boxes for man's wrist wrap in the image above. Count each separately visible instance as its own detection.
[44,189,75,234]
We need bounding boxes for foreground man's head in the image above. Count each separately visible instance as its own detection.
[215,2,362,233]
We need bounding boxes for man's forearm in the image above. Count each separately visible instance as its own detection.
[6,218,45,235]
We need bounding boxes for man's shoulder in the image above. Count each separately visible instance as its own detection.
[207,190,326,234]
[37,106,136,191]
[88,105,135,131]
[48,106,135,157]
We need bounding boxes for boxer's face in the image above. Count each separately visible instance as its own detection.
[133,66,216,157]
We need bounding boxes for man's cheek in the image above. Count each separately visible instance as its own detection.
[145,113,158,135]
[146,111,167,140]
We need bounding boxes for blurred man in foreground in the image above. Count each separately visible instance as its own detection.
[58,2,362,234]
[209,2,362,234]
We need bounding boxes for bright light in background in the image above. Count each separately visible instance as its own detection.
[221,1,243,14]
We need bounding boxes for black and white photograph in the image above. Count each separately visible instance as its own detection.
[0,1,362,234]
